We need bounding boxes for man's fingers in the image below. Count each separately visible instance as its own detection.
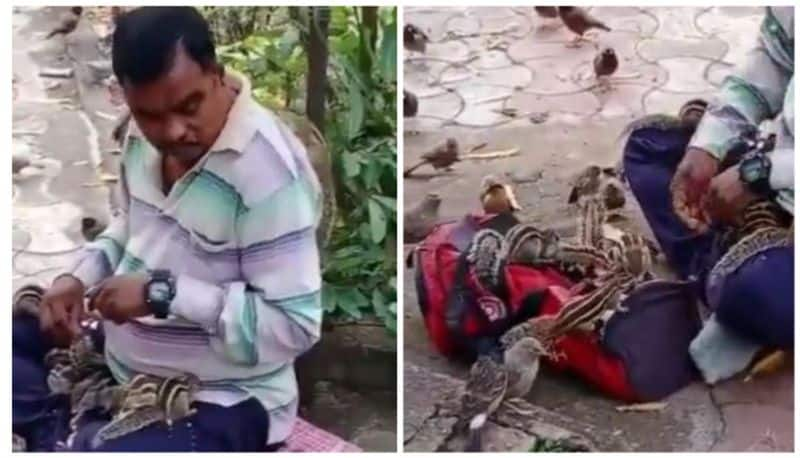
[39,301,54,332]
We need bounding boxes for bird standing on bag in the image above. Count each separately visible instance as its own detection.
[480,174,521,214]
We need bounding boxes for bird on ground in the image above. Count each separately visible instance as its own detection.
[558,7,610,46]
[404,23,429,54]
[593,47,618,91]
[404,90,418,118]
[404,193,442,243]
[460,337,548,452]
[81,217,107,242]
[567,165,626,210]
[480,175,521,214]
[533,6,560,28]
[46,7,83,39]
[403,138,460,177]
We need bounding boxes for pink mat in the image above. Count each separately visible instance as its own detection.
[278,418,362,452]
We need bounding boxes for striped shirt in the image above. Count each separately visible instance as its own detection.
[689,6,794,214]
[70,72,323,444]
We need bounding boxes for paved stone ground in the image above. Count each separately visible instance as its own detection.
[403,6,793,452]
[12,6,395,452]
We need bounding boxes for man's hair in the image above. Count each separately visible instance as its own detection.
[112,7,218,86]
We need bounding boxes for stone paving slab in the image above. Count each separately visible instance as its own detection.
[403,6,793,452]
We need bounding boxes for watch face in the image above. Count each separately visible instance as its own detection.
[149,281,171,302]
[742,158,765,182]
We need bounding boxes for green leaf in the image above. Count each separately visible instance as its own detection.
[372,195,396,212]
[346,76,365,140]
[387,301,396,314]
[378,19,397,82]
[372,288,386,316]
[368,198,387,243]
[342,152,361,178]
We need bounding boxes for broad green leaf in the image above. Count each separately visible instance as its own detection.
[342,152,361,177]
[378,20,397,82]
[368,198,387,243]
[347,80,365,140]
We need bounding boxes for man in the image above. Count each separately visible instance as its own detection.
[623,7,793,356]
[13,7,322,451]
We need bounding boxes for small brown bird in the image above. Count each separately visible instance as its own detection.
[567,165,626,210]
[404,23,429,54]
[404,193,442,243]
[403,138,460,177]
[461,338,547,452]
[616,98,709,146]
[46,7,83,39]
[534,6,558,18]
[594,47,618,91]
[558,6,610,46]
[404,90,418,118]
[480,175,521,214]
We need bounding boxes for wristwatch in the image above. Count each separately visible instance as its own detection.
[145,270,175,319]
[738,151,773,197]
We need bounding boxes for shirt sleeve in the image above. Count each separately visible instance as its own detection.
[689,7,794,168]
[170,174,323,367]
[69,162,130,287]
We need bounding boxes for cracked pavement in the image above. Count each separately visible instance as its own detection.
[403,6,793,452]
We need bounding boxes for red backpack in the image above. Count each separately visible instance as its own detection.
[410,212,701,402]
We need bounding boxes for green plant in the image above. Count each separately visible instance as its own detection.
[206,7,397,335]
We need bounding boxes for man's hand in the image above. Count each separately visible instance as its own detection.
[40,275,85,347]
[670,147,720,233]
[703,167,758,226]
[90,274,150,324]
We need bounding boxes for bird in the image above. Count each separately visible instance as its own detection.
[403,138,460,177]
[404,23,429,54]
[480,175,521,214]
[593,47,618,91]
[615,98,708,146]
[533,6,560,29]
[534,6,558,19]
[81,217,107,242]
[461,337,548,452]
[46,7,83,39]
[404,193,442,243]
[403,90,418,118]
[567,165,625,210]
[558,7,610,46]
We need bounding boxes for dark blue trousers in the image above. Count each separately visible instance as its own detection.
[623,128,794,348]
[12,315,271,451]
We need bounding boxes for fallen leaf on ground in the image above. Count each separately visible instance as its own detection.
[744,350,787,382]
[615,402,667,412]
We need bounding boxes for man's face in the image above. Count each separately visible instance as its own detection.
[123,45,226,161]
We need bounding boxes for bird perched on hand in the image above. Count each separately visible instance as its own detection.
[404,193,442,243]
[403,138,460,177]
[558,6,610,46]
[480,174,521,214]
[593,47,618,91]
[404,23,429,54]
[404,90,418,118]
[460,337,548,452]
[46,7,83,39]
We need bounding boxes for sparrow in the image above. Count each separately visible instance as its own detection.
[616,98,708,146]
[404,90,418,118]
[567,165,625,210]
[593,47,618,91]
[404,23,429,54]
[558,7,610,46]
[81,217,107,242]
[46,7,83,39]
[403,138,460,177]
[461,338,548,451]
[404,193,442,243]
[480,174,521,214]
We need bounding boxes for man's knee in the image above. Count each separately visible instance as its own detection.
[715,248,794,347]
